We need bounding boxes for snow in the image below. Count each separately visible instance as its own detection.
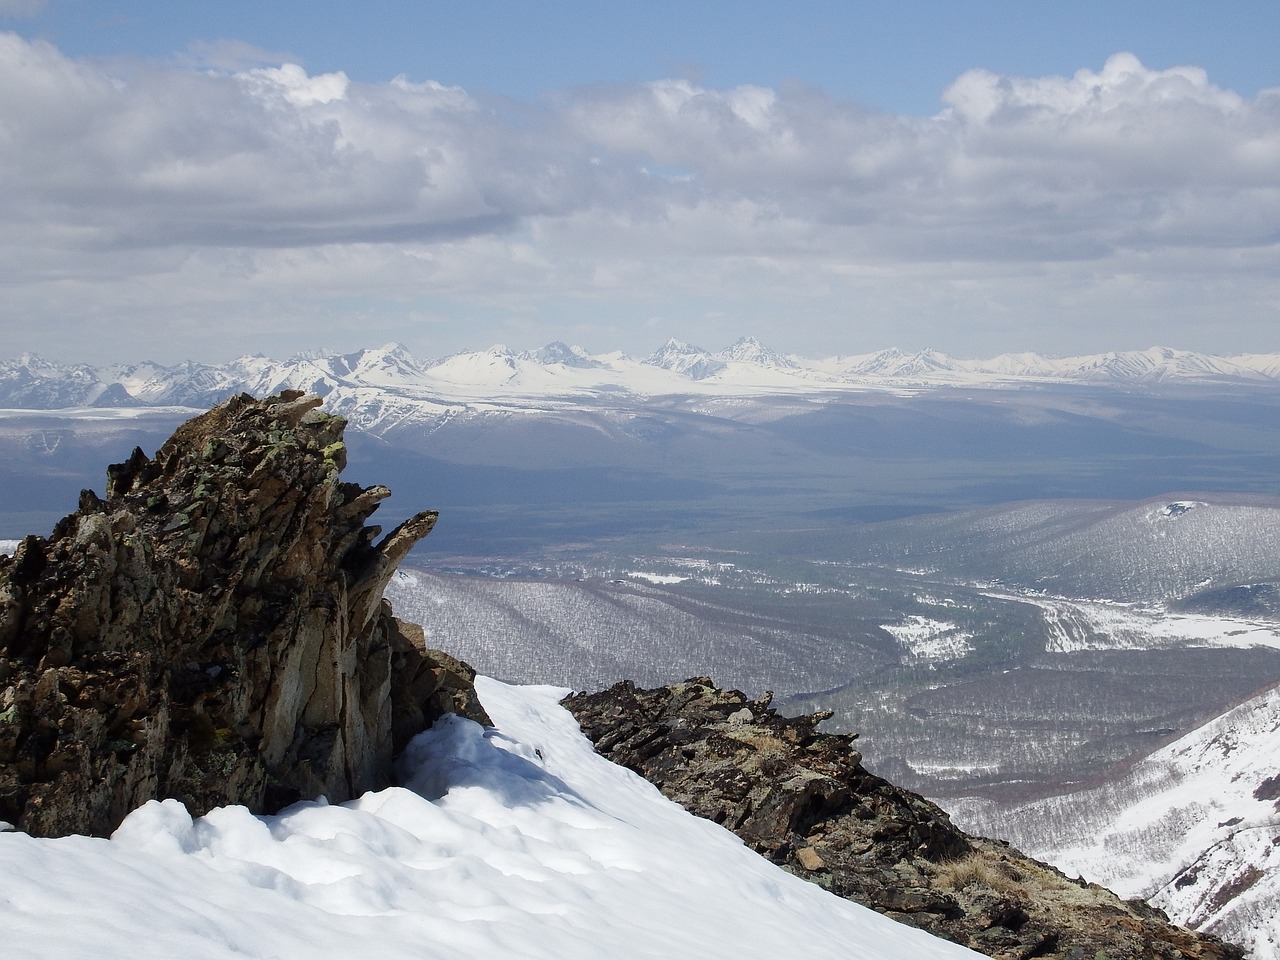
[10,341,1280,416]
[1159,500,1206,517]
[0,406,196,419]
[0,678,982,960]
[880,615,975,663]
[955,680,1280,959]
[984,590,1280,653]
[627,571,689,584]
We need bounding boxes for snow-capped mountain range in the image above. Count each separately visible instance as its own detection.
[3,339,1280,413]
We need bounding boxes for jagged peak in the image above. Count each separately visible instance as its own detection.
[714,336,800,369]
[520,341,605,369]
[645,337,711,361]
[642,339,726,379]
[0,391,484,837]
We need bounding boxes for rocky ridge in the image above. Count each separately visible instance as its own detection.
[0,391,486,837]
[565,679,1246,960]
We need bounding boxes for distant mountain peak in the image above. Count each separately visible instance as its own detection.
[643,339,725,380]
[522,341,605,369]
[646,337,708,359]
[837,347,956,377]
[715,336,800,370]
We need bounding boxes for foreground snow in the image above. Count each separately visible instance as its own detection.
[1,678,981,960]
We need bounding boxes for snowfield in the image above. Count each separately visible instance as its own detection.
[0,678,982,960]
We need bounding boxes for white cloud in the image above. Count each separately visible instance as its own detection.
[0,34,1277,361]
[245,63,350,105]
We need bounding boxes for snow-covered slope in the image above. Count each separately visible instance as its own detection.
[0,679,981,960]
[952,681,1280,960]
[4,340,1280,416]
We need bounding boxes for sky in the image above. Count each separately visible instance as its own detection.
[1,0,1278,364]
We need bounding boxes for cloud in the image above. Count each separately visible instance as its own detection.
[0,34,1277,361]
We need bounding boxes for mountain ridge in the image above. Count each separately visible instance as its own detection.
[565,677,1246,960]
[4,340,1280,413]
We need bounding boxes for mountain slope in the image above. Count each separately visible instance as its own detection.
[0,679,986,960]
[850,494,1280,603]
[951,680,1280,959]
[567,677,1245,960]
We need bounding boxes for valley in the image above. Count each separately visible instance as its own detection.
[385,550,1280,805]
[3,341,1280,955]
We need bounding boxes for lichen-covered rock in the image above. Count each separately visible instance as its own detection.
[0,391,487,838]
[564,678,1245,960]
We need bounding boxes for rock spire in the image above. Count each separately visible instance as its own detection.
[0,390,486,837]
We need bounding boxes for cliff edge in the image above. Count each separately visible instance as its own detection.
[0,391,487,837]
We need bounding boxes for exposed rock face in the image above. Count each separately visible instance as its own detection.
[0,391,487,838]
[564,679,1245,960]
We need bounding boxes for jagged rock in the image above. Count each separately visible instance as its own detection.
[0,390,487,838]
[564,678,1246,960]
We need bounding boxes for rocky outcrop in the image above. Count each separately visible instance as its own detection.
[0,391,487,838]
[564,679,1245,960]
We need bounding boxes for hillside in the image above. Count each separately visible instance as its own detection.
[845,495,1280,603]
[566,677,1244,960]
[950,679,1280,960]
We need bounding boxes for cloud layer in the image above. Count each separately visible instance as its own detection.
[1,34,1277,361]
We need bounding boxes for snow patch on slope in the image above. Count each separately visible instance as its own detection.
[953,681,1280,960]
[880,615,975,663]
[0,679,981,960]
[987,591,1280,653]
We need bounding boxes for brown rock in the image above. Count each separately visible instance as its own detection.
[796,845,826,872]
[564,678,1245,960]
[0,391,487,838]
